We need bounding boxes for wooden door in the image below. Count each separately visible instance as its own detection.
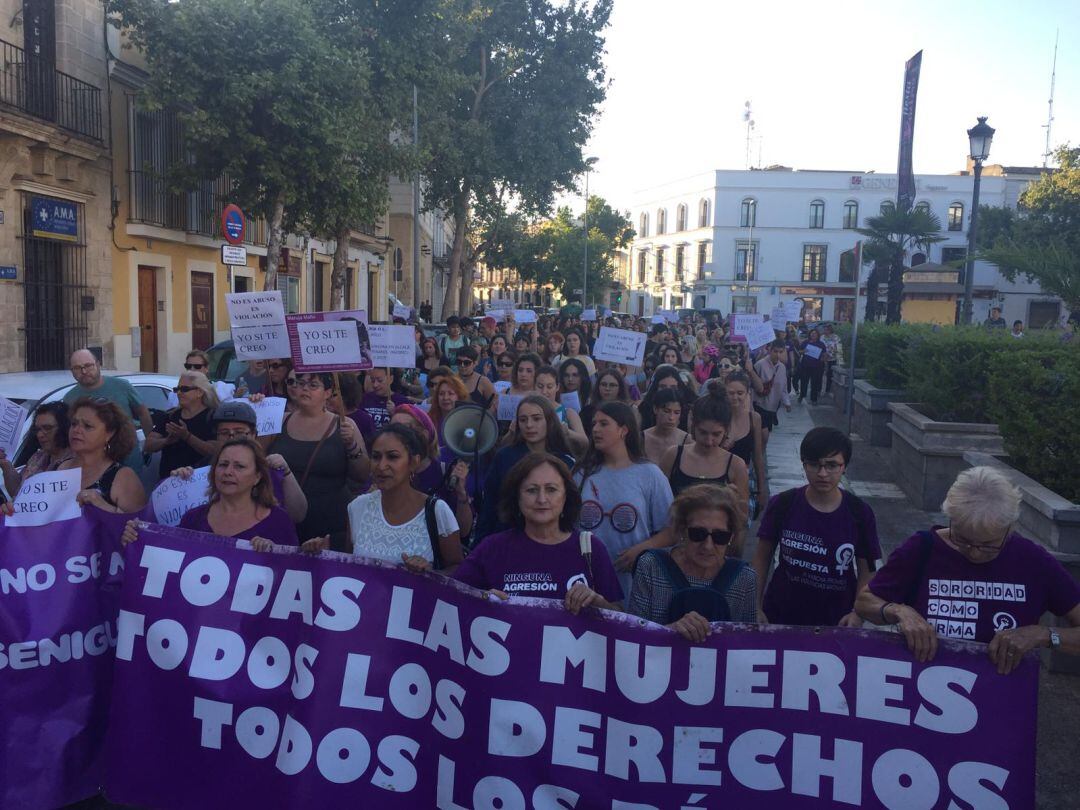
[137,266,158,372]
[190,271,214,350]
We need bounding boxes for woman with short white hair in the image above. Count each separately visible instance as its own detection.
[143,370,220,481]
[856,466,1080,674]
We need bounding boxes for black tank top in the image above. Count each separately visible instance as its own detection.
[88,463,122,507]
[726,430,755,467]
[668,440,734,497]
[466,373,488,407]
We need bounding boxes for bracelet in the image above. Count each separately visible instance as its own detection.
[880,602,895,625]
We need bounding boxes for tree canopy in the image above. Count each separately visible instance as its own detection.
[979,146,1080,314]
[857,204,944,323]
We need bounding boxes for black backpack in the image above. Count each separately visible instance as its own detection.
[642,549,748,623]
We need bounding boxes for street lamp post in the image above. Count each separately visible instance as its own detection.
[583,156,598,307]
[961,116,995,324]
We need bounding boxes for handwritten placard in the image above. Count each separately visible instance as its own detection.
[593,326,647,366]
[784,300,804,321]
[6,468,81,527]
[656,309,677,322]
[368,324,417,369]
[513,309,537,324]
[489,298,513,312]
[150,466,211,526]
[392,304,412,321]
[770,306,788,326]
[287,310,372,372]
[731,313,764,336]
[804,343,824,360]
[227,396,286,436]
[0,396,28,459]
[225,291,290,360]
[494,380,512,394]
[745,320,778,351]
[497,394,523,421]
[561,390,581,412]
[580,309,597,322]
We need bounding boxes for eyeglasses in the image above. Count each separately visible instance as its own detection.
[686,526,732,545]
[290,379,324,390]
[286,378,298,387]
[579,500,639,533]
[71,363,97,373]
[949,523,1010,553]
[216,427,254,439]
[173,385,199,394]
[498,361,514,368]
[803,460,844,473]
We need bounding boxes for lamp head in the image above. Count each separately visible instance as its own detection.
[967,117,995,162]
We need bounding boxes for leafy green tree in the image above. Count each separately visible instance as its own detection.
[422,0,613,316]
[980,145,1080,315]
[108,0,374,291]
[857,204,945,323]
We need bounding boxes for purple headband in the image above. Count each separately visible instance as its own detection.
[393,403,437,442]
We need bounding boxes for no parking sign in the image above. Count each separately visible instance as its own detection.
[221,204,246,245]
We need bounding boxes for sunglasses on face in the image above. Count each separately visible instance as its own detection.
[290,379,324,390]
[498,361,514,368]
[71,363,96,373]
[173,385,199,393]
[459,358,474,366]
[183,363,207,371]
[686,526,732,545]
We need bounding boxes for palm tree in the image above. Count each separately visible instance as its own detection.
[857,204,945,323]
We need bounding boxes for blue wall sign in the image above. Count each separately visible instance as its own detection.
[31,197,78,242]
[0,266,16,280]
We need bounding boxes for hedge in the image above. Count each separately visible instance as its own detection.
[987,347,1080,504]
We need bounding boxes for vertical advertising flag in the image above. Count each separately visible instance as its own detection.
[896,50,923,212]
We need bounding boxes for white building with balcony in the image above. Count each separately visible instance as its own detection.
[626,166,1063,327]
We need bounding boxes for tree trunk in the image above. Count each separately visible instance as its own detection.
[262,190,287,292]
[459,239,476,315]
[330,225,350,310]
[864,262,882,323]
[885,256,905,324]
[440,187,470,317]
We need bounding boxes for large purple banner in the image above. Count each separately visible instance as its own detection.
[0,510,125,808]
[896,50,923,212]
[102,525,1037,809]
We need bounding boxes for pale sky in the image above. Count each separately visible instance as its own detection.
[572,0,1079,210]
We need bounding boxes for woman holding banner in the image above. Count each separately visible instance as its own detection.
[448,453,623,612]
[143,371,219,481]
[0,402,74,493]
[348,425,463,570]
[475,396,575,542]
[62,398,147,513]
[630,484,756,638]
[268,372,367,552]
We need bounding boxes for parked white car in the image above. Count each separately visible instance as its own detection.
[0,371,180,496]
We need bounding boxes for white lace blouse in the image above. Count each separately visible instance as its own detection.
[347,490,458,563]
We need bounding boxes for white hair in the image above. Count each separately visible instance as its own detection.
[942,466,1021,539]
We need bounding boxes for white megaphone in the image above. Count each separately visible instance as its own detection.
[441,404,499,491]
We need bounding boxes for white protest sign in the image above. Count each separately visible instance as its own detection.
[392,304,412,321]
[494,380,512,394]
[804,343,824,360]
[369,324,416,368]
[487,310,506,323]
[151,466,211,526]
[497,394,523,421]
[593,326,647,366]
[213,381,236,402]
[784,300,804,321]
[226,291,290,360]
[746,320,778,351]
[227,397,286,436]
[650,315,665,325]
[657,309,677,322]
[561,391,581,413]
[6,468,82,527]
[489,298,513,312]
[731,313,764,336]
[295,320,363,368]
[513,309,537,324]
[770,307,788,326]
[0,396,28,459]
[581,309,597,322]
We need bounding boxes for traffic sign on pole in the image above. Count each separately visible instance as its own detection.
[221,204,246,246]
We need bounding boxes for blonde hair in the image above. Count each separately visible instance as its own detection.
[669,483,746,557]
[942,466,1021,539]
[180,371,220,410]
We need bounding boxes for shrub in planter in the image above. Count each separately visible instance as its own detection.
[858,323,930,389]
[901,327,1060,423]
[987,347,1080,504]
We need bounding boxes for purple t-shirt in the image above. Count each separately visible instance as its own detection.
[455,529,624,604]
[869,528,1080,644]
[179,503,299,546]
[758,487,880,626]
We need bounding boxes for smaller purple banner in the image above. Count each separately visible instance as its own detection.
[104,525,1037,809]
[0,509,126,808]
[896,50,923,211]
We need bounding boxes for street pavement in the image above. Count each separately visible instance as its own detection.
[747,391,1079,809]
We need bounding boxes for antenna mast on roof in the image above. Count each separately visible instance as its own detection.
[743,100,755,170]
[1042,30,1058,168]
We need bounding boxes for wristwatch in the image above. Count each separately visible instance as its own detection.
[1049,628,1062,649]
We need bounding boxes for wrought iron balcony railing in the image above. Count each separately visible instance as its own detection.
[0,38,102,140]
